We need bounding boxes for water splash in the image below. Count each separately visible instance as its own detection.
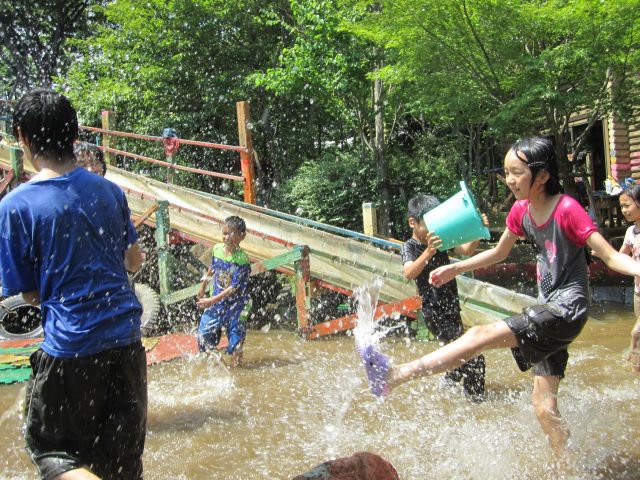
[352,275,402,348]
[351,275,384,347]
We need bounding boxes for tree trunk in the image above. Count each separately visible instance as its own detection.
[553,131,578,199]
[373,73,390,236]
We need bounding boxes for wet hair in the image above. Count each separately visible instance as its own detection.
[510,136,562,195]
[621,184,640,207]
[74,141,107,176]
[12,89,78,163]
[407,194,441,221]
[224,215,246,235]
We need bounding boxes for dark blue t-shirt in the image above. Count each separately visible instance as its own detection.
[205,243,251,323]
[0,167,142,357]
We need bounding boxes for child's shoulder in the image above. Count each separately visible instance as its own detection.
[401,237,421,253]
[557,193,583,210]
[625,224,640,237]
[212,243,250,266]
[402,237,418,247]
[234,246,251,265]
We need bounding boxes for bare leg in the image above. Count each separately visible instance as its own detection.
[389,321,518,389]
[230,340,244,368]
[532,375,569,456]
[628,317,640,373]
[55,468,101,480]
[231,349,243,368]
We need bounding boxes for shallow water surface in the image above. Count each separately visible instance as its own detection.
[1,304,639,479]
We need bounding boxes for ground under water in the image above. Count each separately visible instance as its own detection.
[0,304,639,479]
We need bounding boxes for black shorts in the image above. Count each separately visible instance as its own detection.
[504,303,587,378]
[422,307,463,342]
[24,341,147,480]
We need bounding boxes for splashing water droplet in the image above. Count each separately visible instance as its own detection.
[352,275,388,347]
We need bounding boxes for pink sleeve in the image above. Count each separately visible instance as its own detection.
[505,200,527,236]
[623,226,635,247]
[557,196,598,246]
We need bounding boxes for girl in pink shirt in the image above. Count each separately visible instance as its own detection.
[619,184,640,372]
[358,137,640,457]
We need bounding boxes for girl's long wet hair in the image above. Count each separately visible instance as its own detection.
[510,137,563,195]
[622,184,640,207]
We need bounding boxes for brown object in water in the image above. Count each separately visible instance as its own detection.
[292,451,400,480]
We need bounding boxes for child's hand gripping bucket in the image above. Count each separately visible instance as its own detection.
[423,181,490,251]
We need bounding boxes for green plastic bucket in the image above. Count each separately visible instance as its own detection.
[423,181,490,251]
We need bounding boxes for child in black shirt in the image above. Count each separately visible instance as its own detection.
[401,194,486,400]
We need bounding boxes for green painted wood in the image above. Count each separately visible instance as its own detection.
[10,148,22,185]
[310,248,407,284]
[161,283,202,306]
[254,246,304,272]
[155,201,171,298]
[415,310,434,341]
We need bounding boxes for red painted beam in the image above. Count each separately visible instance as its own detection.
[0,171,14,195]
[307,295,421,340]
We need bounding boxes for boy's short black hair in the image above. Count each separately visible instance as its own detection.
[225,215,246,235]
[12,89,78,163]
[74,141,107,176]
[408,194,440,221]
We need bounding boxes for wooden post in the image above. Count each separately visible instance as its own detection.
[101,110,116,166]
[154,200,171,299]
[166,156,175,185]
[9,147,23,188]
[362,202,378,237]
[293,246,311,334]
[133,203,159,230]
[236,101,257,204]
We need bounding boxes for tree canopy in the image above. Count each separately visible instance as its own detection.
[2,0,639,236]
[355,0,640,187]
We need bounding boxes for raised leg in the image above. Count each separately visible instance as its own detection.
[389,320,517,389]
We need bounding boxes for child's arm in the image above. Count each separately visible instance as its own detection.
[620,243,632,256]
[197,267,213,299]
[124,242,145,273]
[196,285,237,309]
[587,232,640,278]
[430,228,518,287]
[453,240,480,257]
[21,290,40,306]
[403,233,441,280]
[453,213,489,257]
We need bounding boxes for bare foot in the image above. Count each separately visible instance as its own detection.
[230,350,243,368]
[627,350,640,373]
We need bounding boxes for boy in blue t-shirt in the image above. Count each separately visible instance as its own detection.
[0,90,146,480]
[196,215,251,367]
[401,194,486,401]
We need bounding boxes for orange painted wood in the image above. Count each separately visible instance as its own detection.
[307,295,421,340]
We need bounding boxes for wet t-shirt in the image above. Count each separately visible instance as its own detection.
[506,195,597,321]
[401,238,461,323]
[623,225,640,295]
[0,167,142,357]
[206,243,251,322]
